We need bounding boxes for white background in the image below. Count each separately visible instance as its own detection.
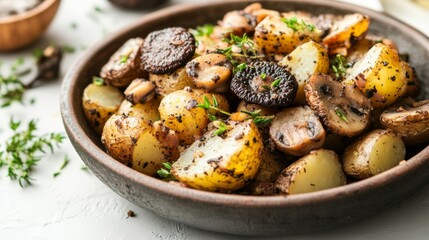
[1,0,429,239]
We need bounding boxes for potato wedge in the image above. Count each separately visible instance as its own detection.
[171,120,263,192]
[380,99,429,145]
[150,67,195,97]
[278,41,329,104]
[343,129,406,179]
[254,16,321,55]
[322,14,370,54]
[275,149,346,194]
[346,43,407,108]
[82,83,124,134]
[117,95,161,121]
[159,90,210,144]
[101,115,179,176]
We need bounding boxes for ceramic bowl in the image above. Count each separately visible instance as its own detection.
[0,0,60,51]
[60,0,429,236]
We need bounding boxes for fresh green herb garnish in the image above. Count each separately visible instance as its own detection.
[94,6,103,13]
[0,74,25,108]
[33,48,44,58]
[198,95,231,117]
[225,33,257,56]
[236,62,247,72]
[281,16,316,32]
[62,45,76,53]
[335,108,349,122]
[53,155,70,178]
[191,24,215,37]
[212,120,229,136]
[11,57,24,72]
[92,76,105,86]
[157,162,176,181]
[270,78,282,88]
[331,54,350,79]
[119,55,129,64]
[261,85,270,90]
[260,72,267,80]
[81,165,89,171]
[240,109,274,126]
[0,118,66,187]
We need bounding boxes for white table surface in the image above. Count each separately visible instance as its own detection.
[1,0,429,239]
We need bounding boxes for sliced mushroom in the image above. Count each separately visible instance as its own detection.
[141,27,196,75]
[380,99,429,145]
[243,3,280,24]
[185,54,232,92]
[269,105,326,156]
[236,101,276,116]
[230,61,298,107]
[124,79,156,105]
[305,73,372,137]
[220,10,257,37]
[100,38,146,88]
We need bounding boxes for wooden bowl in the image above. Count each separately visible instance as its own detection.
[60,0,429,236]
[0,0,60,51]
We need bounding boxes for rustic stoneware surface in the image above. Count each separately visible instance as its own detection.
[60,0,429,236]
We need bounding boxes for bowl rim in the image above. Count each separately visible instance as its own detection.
[61,0,429,208]
[0,0,59,24]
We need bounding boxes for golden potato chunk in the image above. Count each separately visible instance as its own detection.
[346,43,408,108]
[278,41,329,104]
[254,16,321,55]
[343,129,406,179]
[82,83,124,134]
[275,149,346,194]
[150,67,195,97]
[171,120,263,192]
[101,115,179,176]
[116,95,161,122]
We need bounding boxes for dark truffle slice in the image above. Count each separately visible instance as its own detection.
[230,61,298,107]
[141,27,196,75]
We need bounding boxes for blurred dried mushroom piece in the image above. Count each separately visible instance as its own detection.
[141,27,196,75]
[100,37,146,88]
[124,79,156,105]
[108,0,167,9]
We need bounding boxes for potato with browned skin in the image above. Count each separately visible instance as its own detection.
[82,83,124,134]
[101,115,179,176]
[343,129,406,179]
[275,149,346,194]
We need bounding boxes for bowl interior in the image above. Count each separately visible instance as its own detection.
[61,0,429,235]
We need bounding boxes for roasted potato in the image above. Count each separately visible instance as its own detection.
[278,41,329,104]
[322,14,370,54]
[380,99,429,145]
[101,115,179,176]
[343,129,406,179]
[82,83,124,134]
[275,149,346,194]
[254,15,321,55]
[150,67,195,97]
[346,43,407,108]
[171,120,263,192]
[158,90,208,144]
[116,95,161,121]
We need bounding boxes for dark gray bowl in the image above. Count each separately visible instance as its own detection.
[60,0,429,236]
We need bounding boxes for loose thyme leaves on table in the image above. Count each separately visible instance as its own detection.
[0,118,66,187]
[0,74,26,108]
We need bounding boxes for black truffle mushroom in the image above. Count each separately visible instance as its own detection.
[141,27,196,75]
[230,61,297,107]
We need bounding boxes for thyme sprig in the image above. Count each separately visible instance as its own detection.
[0,74,25,108]
[331,54,351,80]
[282,16,316,32]
[157,162,176,181]
[240,109,274,126]
[0,118,66,187]
[197,95,231,117]
[191,24,215,37]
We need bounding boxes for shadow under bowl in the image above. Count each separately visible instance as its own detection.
[60,0,429,236]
